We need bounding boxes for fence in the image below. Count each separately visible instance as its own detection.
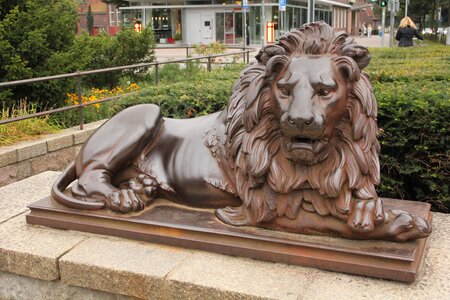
[0,46,256,130]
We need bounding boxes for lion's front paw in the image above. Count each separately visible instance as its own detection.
[384,209,431,242]
[106,189,146,213]
[347,198,384,232]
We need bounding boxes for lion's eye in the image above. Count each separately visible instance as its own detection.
[319,89,331,97]
[279,86,290,97]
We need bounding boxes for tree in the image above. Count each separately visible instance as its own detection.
[87,5,94,35]
[0,0,78,107]
[406,0,449,31]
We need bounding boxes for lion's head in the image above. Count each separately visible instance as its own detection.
[220,22,380,224]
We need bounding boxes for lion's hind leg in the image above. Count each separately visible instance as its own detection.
[114,173,159,212]
[72,104,163,213]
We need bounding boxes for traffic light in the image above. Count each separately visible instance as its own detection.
[380,0,388,7]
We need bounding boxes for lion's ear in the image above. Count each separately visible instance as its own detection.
[341,45,371,70]
[256,45,286,64]
[265,55,289,79]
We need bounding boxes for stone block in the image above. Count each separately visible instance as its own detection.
[15,160,32,182]
[0,147,17,167]
[16,140,47,161]
[30,147,75,174]
[72,119,106,145]
[73,129,95,145]
[300,213,450,300]
[46,133,74,152]
[166,252,311,300]
[0,271,136,300]
[59,237,191,299]
[0,165,17,188]
[0,171,60,224]
[0,216,85,281]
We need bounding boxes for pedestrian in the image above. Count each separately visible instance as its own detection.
[367,24,372,38]
[359,24,366,37]
[395,16,423,47]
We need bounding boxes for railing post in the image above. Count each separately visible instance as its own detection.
[207,57,212,72]
[242,47,245,63]
[186,47,189,58]
[246,51,250,64]
[155,63,159,85]
[77,75,84,130]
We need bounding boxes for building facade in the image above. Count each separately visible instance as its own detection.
[78,0,374,44]
[78,0,122,35]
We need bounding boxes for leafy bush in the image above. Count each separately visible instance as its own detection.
[424,33,447,45]
[368,42,450,211]
[374,81,449,210]
[0,0,78,108]
[193,42,227,56]
[46,26,156,104]
[0,0,156,109]
[111,65,242,117]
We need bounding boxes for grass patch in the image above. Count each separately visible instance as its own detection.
[0,101,60,146]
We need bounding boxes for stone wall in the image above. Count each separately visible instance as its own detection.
[0,120,105,188]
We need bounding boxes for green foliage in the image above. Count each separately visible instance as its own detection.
[0,0,78,108]
[367,43,450,211]
[0,1,156,109]
[111,64,243,118]
[424,33,447,45]
[67,26,156,89]
[0,101,60,146]
[193,42,226,57]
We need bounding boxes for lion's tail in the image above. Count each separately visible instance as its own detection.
[51,161,105,210]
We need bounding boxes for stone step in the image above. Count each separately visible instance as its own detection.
[0,172,449,299]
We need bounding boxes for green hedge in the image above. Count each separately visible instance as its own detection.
[374,81,449,210]
[367,43,449,211]
[113,44,449,211]
[111,64,241,118]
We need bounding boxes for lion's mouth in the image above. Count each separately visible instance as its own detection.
[286,135,328,154]
[290,137,317,150]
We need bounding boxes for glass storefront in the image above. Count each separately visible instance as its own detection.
[216,12,243,44]
[120,2,333,45]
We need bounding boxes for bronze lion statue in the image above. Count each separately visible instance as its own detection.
[52,22,431,241]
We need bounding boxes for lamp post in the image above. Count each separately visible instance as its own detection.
[380,0,387,48]
[307,0,315,23]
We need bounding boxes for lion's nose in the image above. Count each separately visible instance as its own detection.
[287,115,314,127]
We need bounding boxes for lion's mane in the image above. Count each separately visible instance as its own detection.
[218,22,380,224]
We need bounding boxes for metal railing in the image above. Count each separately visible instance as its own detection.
[0,46,256,129]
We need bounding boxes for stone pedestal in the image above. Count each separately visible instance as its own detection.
[27,196,431,282]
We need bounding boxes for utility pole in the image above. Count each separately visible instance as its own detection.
[381,6,386,47]
[242,0,248,47]
[389,0,396,47]
[261,0,265,46]
[307,0,315,23]
[380,1,388,47]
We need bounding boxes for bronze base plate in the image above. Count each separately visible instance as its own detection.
[26,197,431,282]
